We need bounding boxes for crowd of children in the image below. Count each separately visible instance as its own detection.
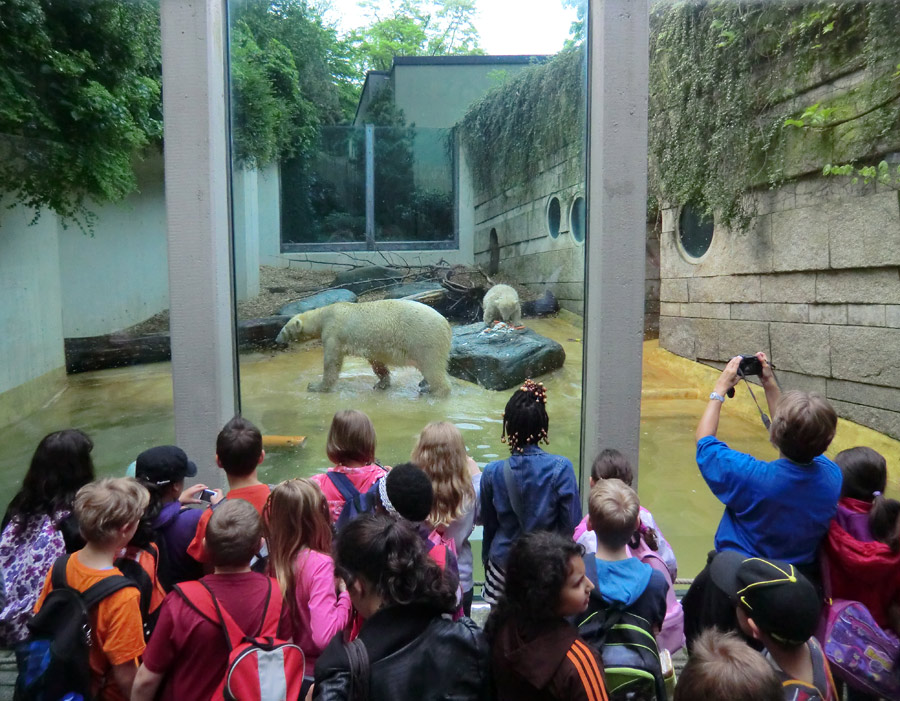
[0,353,898,701]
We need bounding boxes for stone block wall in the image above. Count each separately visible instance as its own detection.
[470,144,660,328]
[659,175,900,439]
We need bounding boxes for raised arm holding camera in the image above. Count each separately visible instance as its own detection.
[683,351,842,651]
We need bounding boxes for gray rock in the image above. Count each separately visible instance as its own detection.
[278,289,357,317]
[386,281,445,299]
[332,266,403,295]
[448,323,566,391]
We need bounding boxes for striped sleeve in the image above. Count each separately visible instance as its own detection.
[560,639,609,701]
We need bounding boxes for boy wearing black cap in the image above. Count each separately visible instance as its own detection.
[134,446,218,588]
[711,551,838,700]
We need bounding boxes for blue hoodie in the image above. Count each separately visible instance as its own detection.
[594,557,653,607]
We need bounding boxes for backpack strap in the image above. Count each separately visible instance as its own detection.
[175,578,280,650]
[326,471,361,503]
[502,459,525,527]
[48,553,134,609]
[50,554,71,591]
[80,574,137,610]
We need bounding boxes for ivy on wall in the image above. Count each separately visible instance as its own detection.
[459,2,900,229]
[459,48,586,197]
[650,0,900,229]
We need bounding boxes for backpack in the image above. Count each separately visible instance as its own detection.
[817,598,900,698]
[576,556,666,701]
[15,554,136,701]
[175,578,305,701]
[327,472,376,531]
[114,543,164,640]
[0,512,68,647]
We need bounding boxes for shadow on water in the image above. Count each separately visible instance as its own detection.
[6,316,892,579]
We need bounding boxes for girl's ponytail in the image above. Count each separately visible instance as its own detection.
[869,493,900,553]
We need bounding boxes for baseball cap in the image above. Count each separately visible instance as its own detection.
[710,550,821,646]
[135,445,198,485]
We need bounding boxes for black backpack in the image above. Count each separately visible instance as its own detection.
[15,554,136,701]
[113,544,161,640]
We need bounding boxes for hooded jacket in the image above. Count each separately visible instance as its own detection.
[822,497,900,630]
[491,619,609,701]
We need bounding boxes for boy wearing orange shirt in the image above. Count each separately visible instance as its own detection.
[186,415,269,563]
[33,478,148,701]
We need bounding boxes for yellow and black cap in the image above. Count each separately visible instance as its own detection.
[710,550,821,646]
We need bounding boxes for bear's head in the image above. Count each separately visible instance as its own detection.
[276,315,304,344]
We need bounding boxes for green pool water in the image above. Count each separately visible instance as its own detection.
[0,316,811,579]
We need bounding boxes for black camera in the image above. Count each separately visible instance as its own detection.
[738,354,763,376]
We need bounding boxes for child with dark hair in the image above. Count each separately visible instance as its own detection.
[486,531,607,701]
[186,415,267,563]
[821,446,900,636]
[313,514,489,700]
[573,448,677,580]
[133,499,290,701]
[674,629,784,701]
[0,429,95,645]
[133,446,212,588]
[311,410,387,523]
[480,380,580,604]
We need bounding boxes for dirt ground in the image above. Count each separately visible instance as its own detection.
[126,265,537,335]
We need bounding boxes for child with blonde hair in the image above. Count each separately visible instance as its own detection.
[311,410,387,523]
[264,479,351,696]
[32,478,149,701]
[412,421,481,614]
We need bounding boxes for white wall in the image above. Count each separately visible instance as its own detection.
[233,166,261,300]
[257,163,283,268]
[0,197,65,406]
[58,154,170,337]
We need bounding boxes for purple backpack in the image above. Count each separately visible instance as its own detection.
[818,598,900,697]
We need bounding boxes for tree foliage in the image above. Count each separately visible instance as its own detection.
[0,0,162,228]
[348,0,483,74]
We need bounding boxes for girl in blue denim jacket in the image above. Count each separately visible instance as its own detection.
[480,380,581,604]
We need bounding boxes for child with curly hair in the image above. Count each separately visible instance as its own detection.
[480,380,580,604]
[486,531,607,701]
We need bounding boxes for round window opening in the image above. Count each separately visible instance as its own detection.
[547,197,561,238]
[678,204,714,259]
[570,196,586,243]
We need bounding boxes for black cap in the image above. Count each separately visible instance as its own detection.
[710,550,821,646]
[135,446,198,485]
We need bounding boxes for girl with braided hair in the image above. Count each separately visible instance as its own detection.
[480,380,581,604]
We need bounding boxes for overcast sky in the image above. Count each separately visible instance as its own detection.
[322,0,577,57]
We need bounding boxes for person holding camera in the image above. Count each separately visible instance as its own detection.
[683,352,842,650]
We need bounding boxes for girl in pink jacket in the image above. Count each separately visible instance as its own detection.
[265,479,352,695]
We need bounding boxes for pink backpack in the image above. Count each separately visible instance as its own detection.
[629,537,685,654]
[818,552,900,697]
[175,579,305,701]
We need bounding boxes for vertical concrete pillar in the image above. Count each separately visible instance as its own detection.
[581,0,650,501]
[160,0,237,486]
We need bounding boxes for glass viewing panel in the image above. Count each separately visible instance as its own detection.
[0,0,174,515]
[227,0,591,589]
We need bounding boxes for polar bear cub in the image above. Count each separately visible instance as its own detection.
[482,284,522,327]
[276,299,452,397]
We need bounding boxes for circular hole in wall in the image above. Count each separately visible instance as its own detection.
[489,228,500,275]
[546,197,561,239]
[570,196,586,243]
[678,203,714,260]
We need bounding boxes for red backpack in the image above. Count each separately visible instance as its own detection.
[174,579,304,701]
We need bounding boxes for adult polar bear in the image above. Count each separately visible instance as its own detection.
[276,299,452,397]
